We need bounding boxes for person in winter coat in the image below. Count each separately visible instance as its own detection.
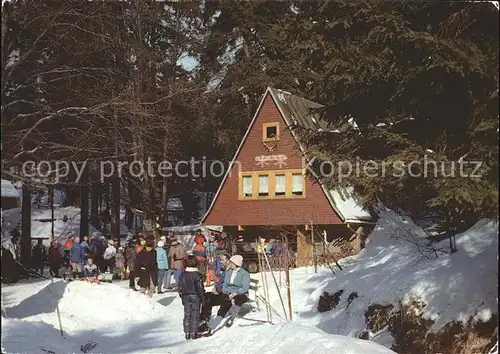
[48,241,63,277]
[83,257,98,277]
[69,237,85,278]
[136,237,146,254]
[198,255,250,333]
[114,247,126,280]
[32,239,46,275]
[63,233,74,260]
[178,255,205,340]
[134,241,158,297]
[103,240,117,273]
[80,236,91,259]
[156,241,168,294]
[168,235,187,289]
[192,232,207,280]
[125,240,137,290]
[198,251,229,331]
[89,236,104,273]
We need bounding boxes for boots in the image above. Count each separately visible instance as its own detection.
[157,286,163,294]
[185,333,191,340]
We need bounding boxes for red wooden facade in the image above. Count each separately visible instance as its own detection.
[202,91,343,227]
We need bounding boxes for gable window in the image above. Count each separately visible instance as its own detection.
[238,169,305,200]
[275,174,286,196]
[292,173,304,196]
[263,122,279,142]
[258,175,269,196]
[242,175,253,197]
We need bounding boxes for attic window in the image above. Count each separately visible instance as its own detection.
[263,122,279,142]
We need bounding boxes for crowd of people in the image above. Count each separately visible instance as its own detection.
[27,229,251,339]
[36,232,122,280]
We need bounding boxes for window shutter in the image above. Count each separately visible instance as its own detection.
[275,174,286,194]
[292,174,303,193]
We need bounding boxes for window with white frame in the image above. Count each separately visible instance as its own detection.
[242,175,253,197]
[258,175,269,196]
[275,174,286,196]
[291,173,303,195]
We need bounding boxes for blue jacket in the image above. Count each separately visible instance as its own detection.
[214,266,225,293]
[156,247,168,270]
[80,241,90,254]
[222,268,250,295]
[70,243,84,263]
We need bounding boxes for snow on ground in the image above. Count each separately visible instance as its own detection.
[1,279,394,354]
[2,206,129,246]
[258,209,498,347]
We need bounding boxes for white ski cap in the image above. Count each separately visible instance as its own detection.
[229,255,243,267]
[157,241,164,248]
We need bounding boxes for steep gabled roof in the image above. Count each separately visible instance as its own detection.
[201,87,375,225]
[267,88,374,224]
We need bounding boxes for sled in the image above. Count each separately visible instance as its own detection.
[97,272,113,283]
[81,277,100,284]
[80,340,98,353]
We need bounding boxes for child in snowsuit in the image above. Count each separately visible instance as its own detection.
[84,258,98,277]
[62,264,73,280]
[178,255,205,340]
[114,247,126,280]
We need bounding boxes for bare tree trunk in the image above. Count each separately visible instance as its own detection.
[50,185,54,242]
[111,112,121,240]
[90,163,100,229]
[21,183,32,264]
[161,134,168,229]
[79,165,89,238]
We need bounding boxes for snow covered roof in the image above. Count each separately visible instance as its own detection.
[267,88,375,224]
[328,187,374,223]
[162,224,223,233]
[267,87,356,134]
[1,179,20,199]
[201,87,376,225]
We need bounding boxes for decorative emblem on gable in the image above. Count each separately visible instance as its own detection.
[255,154,288,168]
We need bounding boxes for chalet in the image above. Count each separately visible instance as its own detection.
[1,179,21,210]
[201,87,376,266]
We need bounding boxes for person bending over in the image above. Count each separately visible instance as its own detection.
[198,254,250,333]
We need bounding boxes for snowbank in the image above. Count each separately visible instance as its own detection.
[259,209,498,346]
[1,279,394,354]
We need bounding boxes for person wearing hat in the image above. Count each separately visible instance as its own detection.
[156,240,169,293]
[167,234,187,290]
[125,239,138,290]
[135,240,158,297]
[198,254,250,334]
[103,240,117,273]
[178,255,205,340]
[89,234,104,273]
[114,246,126,280]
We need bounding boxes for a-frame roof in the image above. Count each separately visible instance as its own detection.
[201,87,376,225]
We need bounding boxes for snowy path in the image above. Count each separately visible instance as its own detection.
[1,278,394,354]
